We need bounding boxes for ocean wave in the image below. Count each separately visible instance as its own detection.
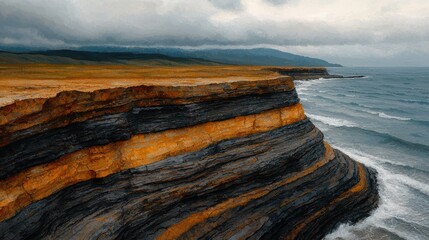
[383,161,429,177]
[348,102,409,114]
[325,147,429,240]
[304,115,427,153]
[343,126,429,152]
[399,99,429,105]
[356,107,429,126]
[315,77,343,81]
[306,114,357,127]
[363,110,411,121]
[296,77,338,87]
[378,112,411,121]
[336,147,429,196]
[298,95,413,120]
[305,68,429,240]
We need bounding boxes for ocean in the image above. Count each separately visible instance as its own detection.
[294,67,429,240]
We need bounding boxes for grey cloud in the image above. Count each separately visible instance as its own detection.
[208,0,243,10]
[0,0,428,66]
[265,0,291,5]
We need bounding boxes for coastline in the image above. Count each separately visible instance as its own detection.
[0,65,379,239]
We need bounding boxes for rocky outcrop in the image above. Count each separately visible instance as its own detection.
[265,67,364,80]
[0,69,378,239]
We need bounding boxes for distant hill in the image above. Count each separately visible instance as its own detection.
[0,50,220,66]
[78,47,342,67]
[0,47,342,67]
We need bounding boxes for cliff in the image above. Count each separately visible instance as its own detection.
[0,65,378,239]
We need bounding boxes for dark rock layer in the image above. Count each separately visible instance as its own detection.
[0,120,378,240]
[0,91,299,180]
[0,78,295,148]
[0,76,378,239]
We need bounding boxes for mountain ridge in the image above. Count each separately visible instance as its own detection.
[0,47,342,67]
[78,47,343,67]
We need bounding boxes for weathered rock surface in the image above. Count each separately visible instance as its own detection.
[0,66,378,239]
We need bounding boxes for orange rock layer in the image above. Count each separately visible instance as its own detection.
[0,65,378,240]
[0,103,305,222]
[0,76,295,147]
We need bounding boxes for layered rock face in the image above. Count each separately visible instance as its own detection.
[0,69,378,239]
[265,67,364,80]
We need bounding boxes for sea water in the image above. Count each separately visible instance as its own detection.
[294,67,429,240]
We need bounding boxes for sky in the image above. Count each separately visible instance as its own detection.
[1,0,428,66]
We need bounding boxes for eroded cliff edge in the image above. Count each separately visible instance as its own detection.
[0,67,378,239]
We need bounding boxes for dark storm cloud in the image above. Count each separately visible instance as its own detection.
[265,0,291,5]
[208,0,243,11]
[0,0,428,65]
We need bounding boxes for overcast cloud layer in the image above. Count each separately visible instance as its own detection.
[1,0,428,66]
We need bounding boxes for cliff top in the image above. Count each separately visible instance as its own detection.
[0,64,325,107]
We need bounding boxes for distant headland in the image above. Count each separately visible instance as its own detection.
[0,47,342,67]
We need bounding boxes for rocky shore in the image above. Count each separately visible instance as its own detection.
[266,67,365,80]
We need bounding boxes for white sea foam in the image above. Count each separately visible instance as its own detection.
[338,147,429,196]
[362,110,411,121]
[378,112,411,121]
[358,103,373,109]
[297,69,426,239]
[317,78,342,81]
[306,114,357,128]
[324,147,429,240]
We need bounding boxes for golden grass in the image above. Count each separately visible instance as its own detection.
[0,64,322,106]
[0,64,285,106]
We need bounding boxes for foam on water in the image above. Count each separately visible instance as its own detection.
[324,147,429,240]
[297,67,429,239]
[306,113,357,128]
[376,112,411,121]
[361,109,411,120]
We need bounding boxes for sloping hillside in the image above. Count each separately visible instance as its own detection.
[78,47,342,67]
[0,47,342,67]
[0,50,220,66]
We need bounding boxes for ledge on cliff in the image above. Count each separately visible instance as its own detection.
[0,64,378,240]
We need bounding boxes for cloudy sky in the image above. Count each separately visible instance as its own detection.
[1,0,428,66]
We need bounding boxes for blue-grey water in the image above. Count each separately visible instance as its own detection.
[294,67,429,240]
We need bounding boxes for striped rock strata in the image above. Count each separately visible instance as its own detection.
[0,73,378,239]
